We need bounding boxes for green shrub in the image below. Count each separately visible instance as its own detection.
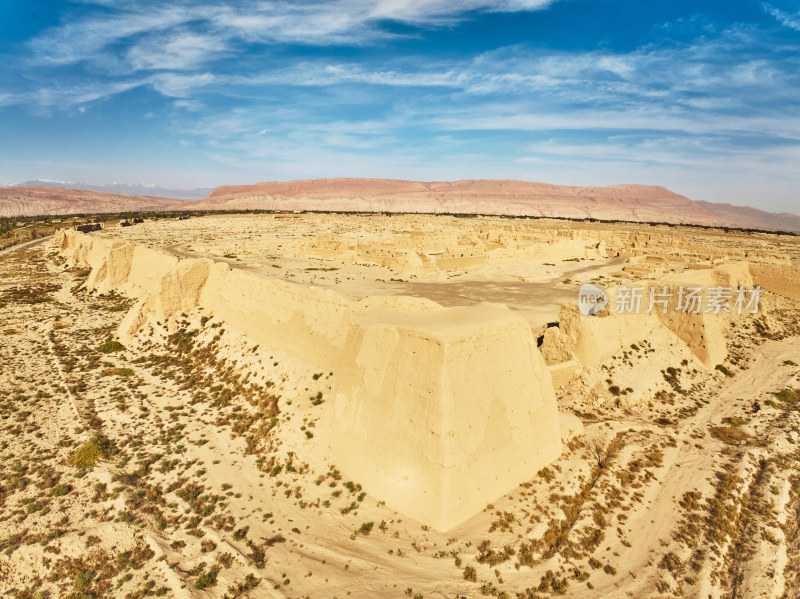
[96,339,124,353]
[53,484,70,496]
[71,433,113,469]
[195,569,218,590]
[775,388,800,403]
[715,364,734,377]
[101,367,135,378]
[74,572,93,588]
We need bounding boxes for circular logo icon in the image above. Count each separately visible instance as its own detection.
[578,283,608,316]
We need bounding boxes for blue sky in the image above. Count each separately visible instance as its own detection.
[1,1,799,211]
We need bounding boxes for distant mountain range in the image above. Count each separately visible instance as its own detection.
[195,178,800,233]
[1,178,799,234]
[12,180,211,201]
[0,186,179,217]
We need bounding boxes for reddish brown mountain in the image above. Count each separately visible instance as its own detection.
[194,178,800,233]
[0,186,179,217]
[3,179,798,233]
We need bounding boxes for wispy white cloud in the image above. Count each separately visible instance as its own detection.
[14,11,800,149]
[428,104,800,140]
[26,79,146,110]
[126,31,228,71]
[216,33,800,109]
[27,0,557,73]
[0,72,217,112]
[224,62,466,88]
[5,0,800,212]
[149,72,215,98]
[762,2,800,31]
[28,6,197,69]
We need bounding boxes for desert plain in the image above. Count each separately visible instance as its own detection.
[1,212,800,599]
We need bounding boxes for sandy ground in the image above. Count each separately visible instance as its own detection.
[1,215,800,598]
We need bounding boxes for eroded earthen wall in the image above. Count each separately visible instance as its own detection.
[56,230,563,531]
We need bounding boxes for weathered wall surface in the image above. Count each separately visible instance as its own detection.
[552,302,694,368]
[750,263,800,301]
[332,304,561,530]
[55,230,562,531]
[542,286,728,376]
[540,259,793,377]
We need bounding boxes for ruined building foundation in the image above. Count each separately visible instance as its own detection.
[56,230,562,531]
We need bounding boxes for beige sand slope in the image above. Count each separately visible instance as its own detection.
[4,215,800,598]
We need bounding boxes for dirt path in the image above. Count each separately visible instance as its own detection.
[164,243,258,271]
[0,234,53,256]
[582,336,800,598]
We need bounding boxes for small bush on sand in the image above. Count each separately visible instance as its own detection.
[195,568,219,590]
[709,426,750,446]
[75,571,93,588]
[775,388,800,403]
[96,340,124,353]
[715,364,734,377]
[101,367,135,378]
[71,433,113,469]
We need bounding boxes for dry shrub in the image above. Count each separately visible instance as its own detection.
[709,426,750,446]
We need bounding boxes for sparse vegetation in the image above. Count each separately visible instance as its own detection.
[775,388,800,403]
[70,433,113,469]
[715,364,734,377]
[52,484,70,496]
[96,339,124,353]
[101,367,135,378]
[1,213,799,598]
[709,426,750,445]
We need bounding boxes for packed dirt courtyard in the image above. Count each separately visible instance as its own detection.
[2,213,800,598]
